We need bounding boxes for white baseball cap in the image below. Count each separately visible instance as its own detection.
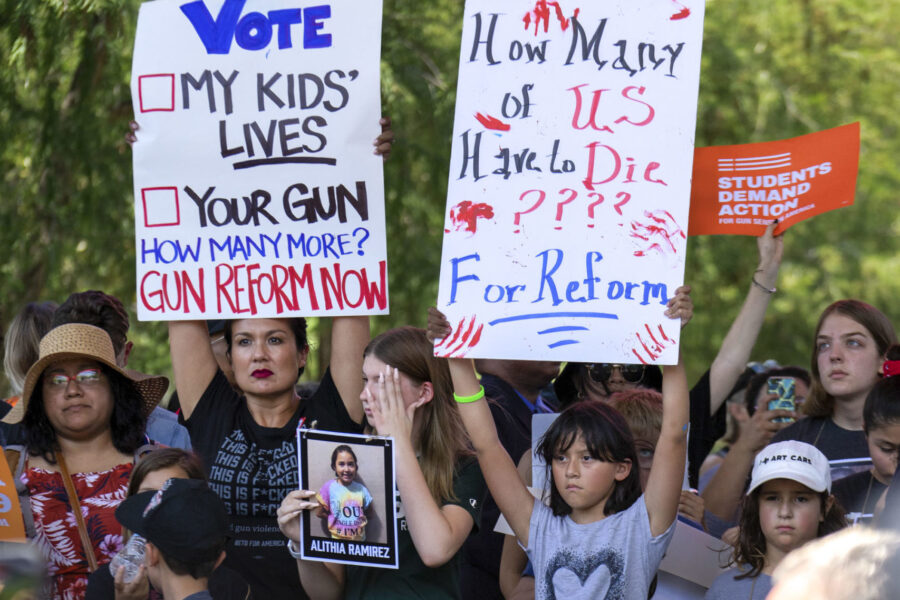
[747,440,831,495]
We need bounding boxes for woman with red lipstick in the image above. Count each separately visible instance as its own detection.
[771,300,896,472]
[168,315,369,600]
[164,118,392,600]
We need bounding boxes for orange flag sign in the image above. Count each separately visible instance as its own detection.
[688,123,860,236]
[0,446,26,540]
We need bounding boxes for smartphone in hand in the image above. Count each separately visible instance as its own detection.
[767,377,796,423]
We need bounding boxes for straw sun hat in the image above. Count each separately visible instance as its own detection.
[3,323,167,424]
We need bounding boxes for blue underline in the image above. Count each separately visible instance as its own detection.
[489,312,619,326]
[548,339,581,348]
[537,326,590,335]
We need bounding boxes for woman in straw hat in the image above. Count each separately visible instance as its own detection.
[5,323,163,599]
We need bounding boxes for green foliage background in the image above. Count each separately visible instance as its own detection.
[1,0,898,395]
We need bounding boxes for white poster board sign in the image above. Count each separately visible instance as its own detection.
[131,0,387,321]
[658,521,730,591]
[435,0,705,363]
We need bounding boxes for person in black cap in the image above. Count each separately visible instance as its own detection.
[116,478,229,600]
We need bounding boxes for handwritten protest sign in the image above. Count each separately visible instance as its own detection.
[688,123,860,236]
[131,0,387,321]
[435,0,705,363]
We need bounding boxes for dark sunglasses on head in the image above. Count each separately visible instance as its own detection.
[588,363,646,384]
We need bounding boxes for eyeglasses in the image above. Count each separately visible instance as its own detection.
[44,368,103,388]
[588,364,646,384]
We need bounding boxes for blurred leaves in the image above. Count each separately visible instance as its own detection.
[685,0,900,380]
[1,0,898,392]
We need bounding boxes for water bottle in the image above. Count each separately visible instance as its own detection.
[109,534,146,583]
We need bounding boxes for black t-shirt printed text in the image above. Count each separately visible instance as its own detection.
[186,368,362,600]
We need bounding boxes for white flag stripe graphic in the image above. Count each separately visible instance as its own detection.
[718,152,792,172]
[717,152,792,165]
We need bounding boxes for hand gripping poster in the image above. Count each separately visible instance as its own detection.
[131,0,387,320]
[436,0,705,364]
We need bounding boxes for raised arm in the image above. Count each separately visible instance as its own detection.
[643,354,690,536]
[168,320,218,420]
[707,220,783,412]
[499,450,534,598]
[644,288,692,535]
[367,365,475,567]
[329,316,369,424]
[449,359,535,544]
[426,308,535,545]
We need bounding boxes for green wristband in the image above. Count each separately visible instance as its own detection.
[454,385,485,404]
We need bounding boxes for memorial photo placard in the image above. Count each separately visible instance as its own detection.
[297,428,398,568]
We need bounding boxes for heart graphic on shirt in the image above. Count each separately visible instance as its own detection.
[551,564,612,597]
[542,547,625,600]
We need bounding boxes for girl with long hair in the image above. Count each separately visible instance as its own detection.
[316,445,374,541]
[772,299,896,462]
[278,326,485,599]
[705,441,846,599]
[702,300,896,526]
[428,308,690,599]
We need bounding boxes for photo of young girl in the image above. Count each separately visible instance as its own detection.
[705,440,846,599]
[317,444,375,541]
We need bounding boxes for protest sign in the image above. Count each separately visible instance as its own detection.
[0,447,26,540]
[131,0,387,321]
[658,522,729,591]
[297,429,398,569]
[688,122,860,236]
[435,0,705,363]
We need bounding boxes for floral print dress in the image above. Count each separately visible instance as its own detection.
[23,463,132,600]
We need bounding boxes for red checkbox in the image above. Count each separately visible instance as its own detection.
[142,187,180,227]
[138,74,176,112]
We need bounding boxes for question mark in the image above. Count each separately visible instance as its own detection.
[554,189,578,230]
[614,191,631,215]
[513,189,546,233]
[352,227,370,255]
[586,192,604,228]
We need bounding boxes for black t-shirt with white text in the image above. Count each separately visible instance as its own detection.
[186,369,363,600]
